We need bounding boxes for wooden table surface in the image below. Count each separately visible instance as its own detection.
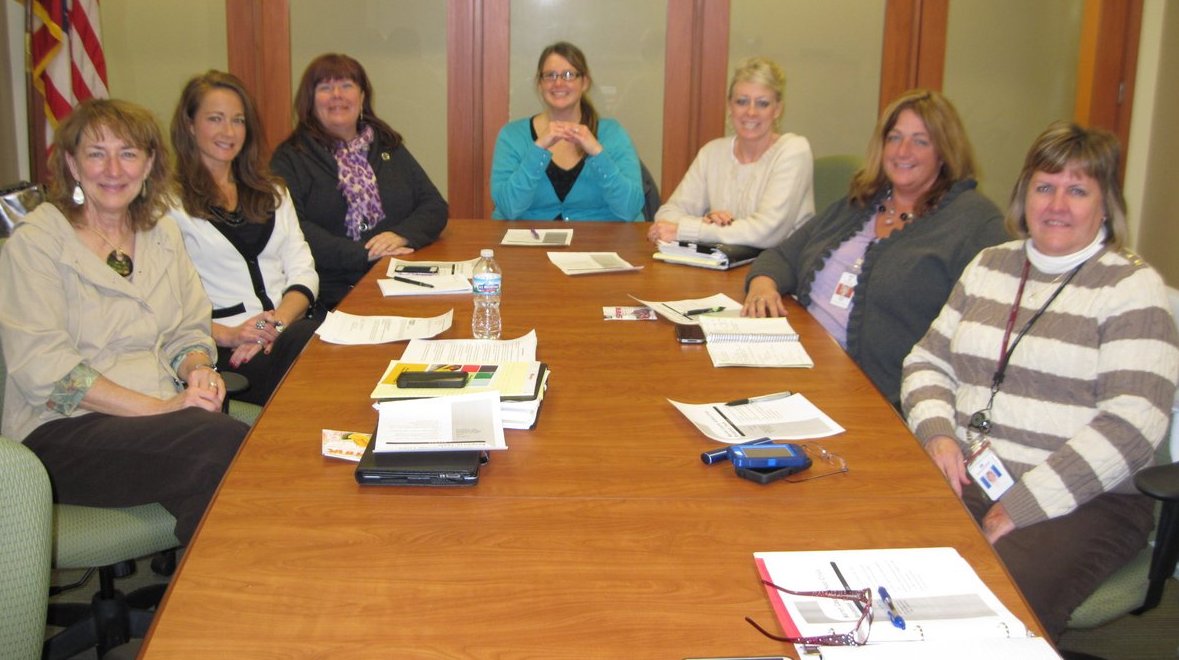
[141,221,1041,659]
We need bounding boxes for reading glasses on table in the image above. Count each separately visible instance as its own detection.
[746,582,872,647]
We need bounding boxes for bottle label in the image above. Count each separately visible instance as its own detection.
[472,272,502,296]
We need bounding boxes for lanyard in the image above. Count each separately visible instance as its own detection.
[991,259,1083,392]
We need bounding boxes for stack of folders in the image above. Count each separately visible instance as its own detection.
[697,316,813,368]
[371,361,549,430]
[653,241,762,270]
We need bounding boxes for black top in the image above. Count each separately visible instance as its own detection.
[530,121,586,208]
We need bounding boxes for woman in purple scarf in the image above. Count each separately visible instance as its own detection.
[272,53,447,315]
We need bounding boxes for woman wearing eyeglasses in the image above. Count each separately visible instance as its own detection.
[901,122,1179,640]
[649,56,814,249]
[490,41,644,221]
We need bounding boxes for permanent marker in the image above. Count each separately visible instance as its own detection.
[725,391,794,407]
[684,306,725,316]
[392,275,434,288]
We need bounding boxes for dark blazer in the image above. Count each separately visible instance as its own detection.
[271,131,448,310]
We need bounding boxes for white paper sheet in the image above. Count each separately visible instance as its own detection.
[374,391,507,452]
[547,252,642,275]
[501,228,573,246]
[314,310,453,345]
[668,392,843,442]
[629,293,742,325]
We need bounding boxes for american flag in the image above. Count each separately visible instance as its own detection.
[28,0,108,139]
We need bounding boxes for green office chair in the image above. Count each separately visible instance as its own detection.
[1067,288,1179,630]
[812,154,863,216]
[0,435,52,660]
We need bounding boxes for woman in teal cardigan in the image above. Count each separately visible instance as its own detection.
[490,41,644,221]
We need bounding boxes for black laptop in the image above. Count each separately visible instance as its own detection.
[354,440,483,487]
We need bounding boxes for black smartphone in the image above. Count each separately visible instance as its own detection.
[394,264,439,274]
[395,371,470,388]
[675,324,706,344]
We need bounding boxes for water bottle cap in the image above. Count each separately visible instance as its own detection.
[480,249,494,258]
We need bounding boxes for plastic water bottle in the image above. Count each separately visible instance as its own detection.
[471,248,502,339]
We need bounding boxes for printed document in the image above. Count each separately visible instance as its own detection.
[315,310,453,345]
[501,228,573,246]
[402,330,539,362]
[668,392,844,442]
[629,293,742,325]
[374,391,507,453]
[753,547,1057,658]
[548,252,643,275]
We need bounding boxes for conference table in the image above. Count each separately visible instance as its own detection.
[141,221,1044,658]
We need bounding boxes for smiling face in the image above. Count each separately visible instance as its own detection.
[882,109,942,201]
[728,80,781,145]
[538,53,587,116]
[1024,167,1106,257]
[191,87,246,172]
[65,125,153,219]
[314,77,363,141]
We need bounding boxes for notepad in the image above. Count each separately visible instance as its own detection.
[697,316,812,368]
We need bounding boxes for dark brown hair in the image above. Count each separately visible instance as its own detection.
[170,70,281,224]
[285,53,402,151]
[48,98,172,231]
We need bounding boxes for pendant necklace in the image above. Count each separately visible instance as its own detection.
[876,191,914,226]
[87,225,134,278]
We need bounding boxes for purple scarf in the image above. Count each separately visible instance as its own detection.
[333,124,386,241]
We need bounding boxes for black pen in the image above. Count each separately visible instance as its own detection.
[392,275,434,289]
[725,391,794,407]
[684,306,725,316]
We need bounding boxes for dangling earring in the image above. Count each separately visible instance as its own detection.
[71,181,85,205]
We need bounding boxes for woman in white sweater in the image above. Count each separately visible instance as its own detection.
[648,57,814,249]
[168,71,319,405]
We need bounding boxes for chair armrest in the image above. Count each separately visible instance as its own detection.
[1135,462,1179,503]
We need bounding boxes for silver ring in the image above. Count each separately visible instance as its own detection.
[255,320,267,330]
[256,339,265,345]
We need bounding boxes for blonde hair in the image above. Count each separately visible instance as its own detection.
[1004,121,1127,248]
[728,57,786,131]
[849,89,977,212]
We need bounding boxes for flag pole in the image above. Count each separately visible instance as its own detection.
[24,0,50,184]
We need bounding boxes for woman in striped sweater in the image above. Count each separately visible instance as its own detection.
[901,122,1179,639]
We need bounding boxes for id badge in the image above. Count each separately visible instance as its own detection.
[966,440,1014,501]
[830,272,858,309]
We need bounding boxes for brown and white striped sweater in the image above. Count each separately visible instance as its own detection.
[901,240,1179,528]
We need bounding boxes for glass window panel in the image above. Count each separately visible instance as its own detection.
[509,0,667,184]
[102,0,227,131]
[943,0,1082,206]
[730,0,885,160]
[290,2,448,196]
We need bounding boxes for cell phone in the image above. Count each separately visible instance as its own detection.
[675,324,706,344]
[394,264,439,274]
[395,371,469,388]
[728,443,811,470]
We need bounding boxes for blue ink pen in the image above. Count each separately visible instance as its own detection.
[878,586,906,630]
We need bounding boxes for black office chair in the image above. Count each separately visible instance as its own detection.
[640,161,661,221]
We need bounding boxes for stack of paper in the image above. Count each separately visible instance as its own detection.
[374,391,507,453]
[653,241,761,270]
[389,331,550,430]
[377,274,472,296]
